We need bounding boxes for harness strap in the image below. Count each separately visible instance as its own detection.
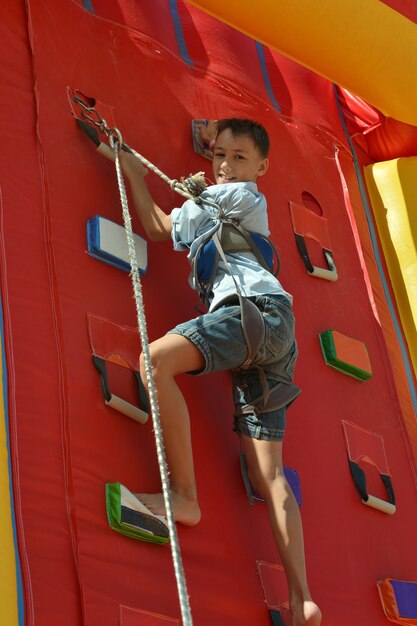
[221,223,272,272]
[220,223,253,252]
[193,221,280,307]
[234,376,301,417]
[212,228,266,368]
[238,295,265,369]
[212,227,301,412]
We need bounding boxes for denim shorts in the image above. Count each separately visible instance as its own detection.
[167,294,298,441]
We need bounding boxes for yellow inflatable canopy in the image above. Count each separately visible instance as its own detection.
[188,0,417,126]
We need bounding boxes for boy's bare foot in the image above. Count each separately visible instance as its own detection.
[135,492,201,526]
[290,600,322,626]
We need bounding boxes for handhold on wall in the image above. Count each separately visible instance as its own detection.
[319,330,372,381]
[343,421,396,515]
[87,215,148,274]
[106,483,170,544]
[289,202,337,281]
[377,578,417,624]
[88,313,149,423]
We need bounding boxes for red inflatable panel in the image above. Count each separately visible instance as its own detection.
[1,1,417,625]
[337,87,417,160]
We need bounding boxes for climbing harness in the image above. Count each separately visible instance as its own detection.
[189,204,301,424]
[190,215,301,416]
[193,220,280,306]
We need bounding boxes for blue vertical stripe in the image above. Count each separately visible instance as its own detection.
[0,297,25,625]
[256,42,281,112]
[82,0,94,13]
[333,84,417,413]
[169,0,194,67]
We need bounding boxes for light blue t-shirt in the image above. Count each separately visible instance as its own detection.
[171,182,292,310]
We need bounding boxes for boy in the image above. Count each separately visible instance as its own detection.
[103,119,321,626]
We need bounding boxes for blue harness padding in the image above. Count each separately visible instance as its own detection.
[197,230,277,280]
[193,221,280,305]
[87,215,148,273]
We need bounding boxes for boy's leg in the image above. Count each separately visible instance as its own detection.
[241,435,322,626]
[138,333,205,526]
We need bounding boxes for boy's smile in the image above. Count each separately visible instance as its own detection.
[212,128,269,185]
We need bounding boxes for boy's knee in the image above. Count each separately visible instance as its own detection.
[139,348,157,389]
[139,345,167,387]
[139,351,147,383]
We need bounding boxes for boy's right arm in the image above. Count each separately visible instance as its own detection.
[123,152,172,242]
[100,145,172,242]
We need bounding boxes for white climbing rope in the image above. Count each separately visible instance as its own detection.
[109,129,193,626]
[125,143,202,200]
[124,141,222,213]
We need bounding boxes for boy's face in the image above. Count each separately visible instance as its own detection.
[212,128,269,185]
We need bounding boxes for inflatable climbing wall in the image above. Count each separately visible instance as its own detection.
[1,1,417,625]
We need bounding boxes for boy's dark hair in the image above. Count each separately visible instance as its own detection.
[216,118,270,158]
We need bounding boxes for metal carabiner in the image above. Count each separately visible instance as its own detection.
[108,127,124,150]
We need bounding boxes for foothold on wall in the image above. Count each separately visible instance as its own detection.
[377,578,417,624]
[191,118,213,160]
[106,483,170,544]
[87,215,148,274]
[343,420,396,515]
[289,202,338,281]
[319,330,372,381]
[88,313,149,423]
[257,561,289,614]
[68,87,117,128]
[269,609,285,626]
[240,452,302,507]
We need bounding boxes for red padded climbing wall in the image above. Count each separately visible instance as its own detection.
[1,1,417,625]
